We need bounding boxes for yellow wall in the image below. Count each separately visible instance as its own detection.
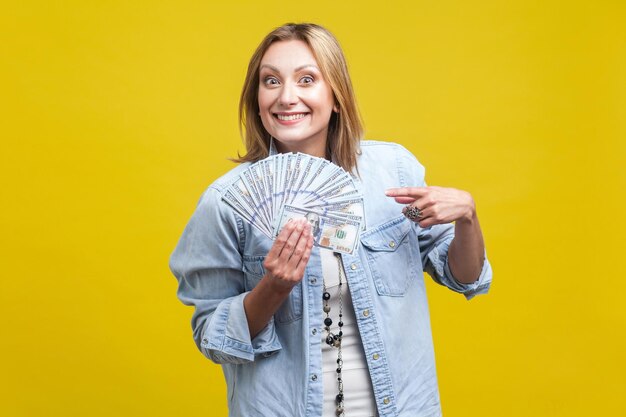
[2,1,624,415]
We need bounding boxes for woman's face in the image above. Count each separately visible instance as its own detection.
[258,40,336,157]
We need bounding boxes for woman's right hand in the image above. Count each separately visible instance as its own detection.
[263,218,314,294]
[244,218,314,339]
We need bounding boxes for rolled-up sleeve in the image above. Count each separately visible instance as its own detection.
[419,223,492,300]
[169,187,282,364]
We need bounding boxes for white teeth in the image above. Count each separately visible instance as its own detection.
[276,113,306,121]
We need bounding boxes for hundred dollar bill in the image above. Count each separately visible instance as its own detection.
[273,205,362,254]
[241,168,270,228]
[303,197,366,231]
[301,177,357,206]
[299,158,337,192]
[292,153,316,194]
[260,159,276,220]
[304,196,363,213]
[222,189,273,238]
[251,163,274,225]
[308,166,346,196]
[285,153,304,206]
[272,155,284,218]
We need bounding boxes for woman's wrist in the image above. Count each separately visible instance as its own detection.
[263,273,297,297]
[457,191,477,224]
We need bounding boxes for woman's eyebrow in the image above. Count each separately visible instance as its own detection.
[294,64,320,72]
[259,64,279,72]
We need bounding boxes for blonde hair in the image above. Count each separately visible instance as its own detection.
[235,23,364,172]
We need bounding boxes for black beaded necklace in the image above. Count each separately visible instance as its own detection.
[322,252,345,416]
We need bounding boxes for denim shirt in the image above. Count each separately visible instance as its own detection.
[169,140,492,417]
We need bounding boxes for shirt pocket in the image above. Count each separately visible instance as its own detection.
[242,255,303,324]
[360,215,420,297]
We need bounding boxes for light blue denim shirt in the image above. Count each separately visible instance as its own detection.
[169,140,492,417]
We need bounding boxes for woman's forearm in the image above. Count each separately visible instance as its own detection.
[243,276,293,339]
[243,218,313,339]
[448,209,486,284]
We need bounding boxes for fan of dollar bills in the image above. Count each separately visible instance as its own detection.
[221,153,364,254]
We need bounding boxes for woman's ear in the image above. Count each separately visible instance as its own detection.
[333,104,339,113]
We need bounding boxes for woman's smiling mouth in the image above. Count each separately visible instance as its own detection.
[274,112,308,122]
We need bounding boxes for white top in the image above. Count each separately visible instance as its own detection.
[320,249,378,417]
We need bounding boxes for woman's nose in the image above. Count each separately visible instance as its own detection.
[278,83,298,106]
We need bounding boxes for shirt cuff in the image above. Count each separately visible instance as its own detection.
[443,255,493,300]
[200,292,282,364]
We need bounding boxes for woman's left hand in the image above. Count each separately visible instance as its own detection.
[386,185,485,284]
[385,186,476,227]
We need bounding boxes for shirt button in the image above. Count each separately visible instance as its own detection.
[383,397,390,405]
[373,353,380,360]
[312,328,317,335]
[363,309,370,317]
[389,241,396,248]
[350,263,357,270]
[310,277,317,284]
[311,374,318,381]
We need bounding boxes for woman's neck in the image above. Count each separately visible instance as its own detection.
[274,140,329,160]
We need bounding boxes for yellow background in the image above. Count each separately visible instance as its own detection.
[2,1,625,415]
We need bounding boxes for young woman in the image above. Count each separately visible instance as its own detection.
[170,23,492,417]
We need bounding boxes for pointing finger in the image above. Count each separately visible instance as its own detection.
[391,196,416,204]
[385,187,428,198]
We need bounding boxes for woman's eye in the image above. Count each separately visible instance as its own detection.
[263,77,279,86]
[300,75,314,84]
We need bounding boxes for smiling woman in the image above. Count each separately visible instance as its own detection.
[169,22,493,417]
[257,40,337,157]
[236,24,363,172]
